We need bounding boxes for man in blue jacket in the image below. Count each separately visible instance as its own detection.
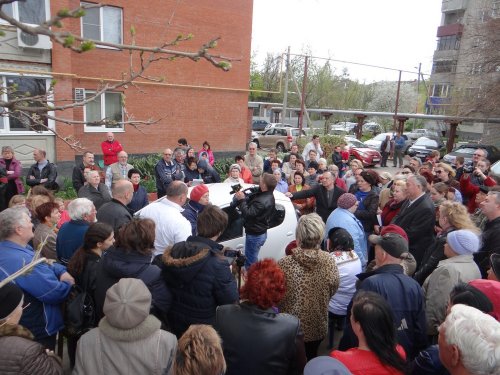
[339,232,427,360]
[0,207,74,350]
[392,132,406,168]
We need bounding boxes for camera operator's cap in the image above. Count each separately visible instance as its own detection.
[229,163,241,172]
[369,233,409,258]
[190,184,209,202]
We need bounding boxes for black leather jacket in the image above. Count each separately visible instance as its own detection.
[26,161,58,189]
[237,190,275,235]
[215,302,306,375]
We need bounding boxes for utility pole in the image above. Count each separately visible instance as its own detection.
[282,46,290,124]
[393,70,402,130]
[414,63,421,131]
[298,55,308,133]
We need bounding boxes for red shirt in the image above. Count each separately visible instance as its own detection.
[101,140,123,166]
[331,346,406,375]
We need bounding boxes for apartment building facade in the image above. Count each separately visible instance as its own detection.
[0,0,253,167]
[428,0,500,144]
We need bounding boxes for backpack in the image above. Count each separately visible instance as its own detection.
[64,285,96,337]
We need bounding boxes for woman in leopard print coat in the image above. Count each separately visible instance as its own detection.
[278,213,339,361]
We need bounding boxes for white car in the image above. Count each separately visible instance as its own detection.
[263,122,296,131]
[138,183,297,261]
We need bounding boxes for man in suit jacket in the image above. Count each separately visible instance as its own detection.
[287,171,345,222]
[392,174,436,267]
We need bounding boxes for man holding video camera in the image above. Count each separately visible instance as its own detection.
[234,173,277,269]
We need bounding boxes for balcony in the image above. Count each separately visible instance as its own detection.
[437,23,464,37]
[442,0,468,13]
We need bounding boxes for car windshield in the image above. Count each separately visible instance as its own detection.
[414,138,438,147]
[453,147,477,155]
[348,139,365,148]
[291,129,305,136]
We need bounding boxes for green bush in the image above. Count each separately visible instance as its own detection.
[55,177,77,200]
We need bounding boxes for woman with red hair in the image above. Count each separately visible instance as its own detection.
[215,259,307,375]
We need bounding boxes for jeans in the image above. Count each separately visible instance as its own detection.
[244,232,267,269]
[393,148,404,167]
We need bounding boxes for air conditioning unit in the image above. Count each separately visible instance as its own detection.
[17,27,52,50]
[74,88,86,102]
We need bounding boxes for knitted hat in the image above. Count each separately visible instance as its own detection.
[229,163,241,173]
[446,229,480,255]
[190,184,209,202]
[327,227,354,252]
[0,283,24,320]
[304,356,351,375]
[337,193,358,210]
[490,254,500,279]
[369,233,409,258]
[103,278,151,330]
[381,224,409,243]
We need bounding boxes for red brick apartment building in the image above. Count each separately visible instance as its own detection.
[0,0,253,168]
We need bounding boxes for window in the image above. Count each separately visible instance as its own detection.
[437,35,460,50]
[218,207,244,242]
[431,84,452,98]
[0,75,53,133]
[81,2,122,44]
[432,60,457,74]
[0,0,49,25]
[84,91,124,131]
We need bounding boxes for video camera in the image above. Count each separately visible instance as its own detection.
[223,249,246,268]
[463,161,474,174]
[229,184,260,195]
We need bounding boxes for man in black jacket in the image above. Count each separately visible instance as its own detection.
[234,173,276,269]
[26,149,58,190]
[96,180,134,233]
[287,171,345,222]
[475,189,500,277]
[392,174,436,268]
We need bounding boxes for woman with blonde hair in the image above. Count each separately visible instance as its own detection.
[414,201,479,285]
[175,324,226,375]
[343,159,363,191]
[278,213,339,360]
[377,180,408,229]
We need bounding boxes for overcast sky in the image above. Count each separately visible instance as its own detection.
[251,0,443,82]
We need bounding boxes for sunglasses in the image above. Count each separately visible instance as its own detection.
[435,170,443,174]
[402,171,412,175]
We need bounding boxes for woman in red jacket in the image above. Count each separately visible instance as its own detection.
[331,291,406,375]
[377,180,407,229]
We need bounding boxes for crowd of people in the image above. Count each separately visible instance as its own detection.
[0,133,499,375]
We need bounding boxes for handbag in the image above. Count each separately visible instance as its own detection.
[64,285,96,337]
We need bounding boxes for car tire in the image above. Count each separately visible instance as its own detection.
[253,139,260,149]
[276,143,285,153]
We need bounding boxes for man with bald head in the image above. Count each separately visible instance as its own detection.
[101,131,123,166]
[155,148,185,198]
[105,150,134,191]
[96,179,134,232]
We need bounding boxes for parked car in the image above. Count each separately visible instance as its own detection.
[491,160,500,175]
[253,126,306,152]
[407,137,446,161]
[442,144,500,165]
[364,132,412,154]
[252,119,270,132]
[330,122,357,135]
[137,184,297,261]
[362,122,382,136]
[406,128,440,140]
[344,136,382,167]
[264,122,296,131]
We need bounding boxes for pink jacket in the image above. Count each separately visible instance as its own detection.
[0,158,24,194]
